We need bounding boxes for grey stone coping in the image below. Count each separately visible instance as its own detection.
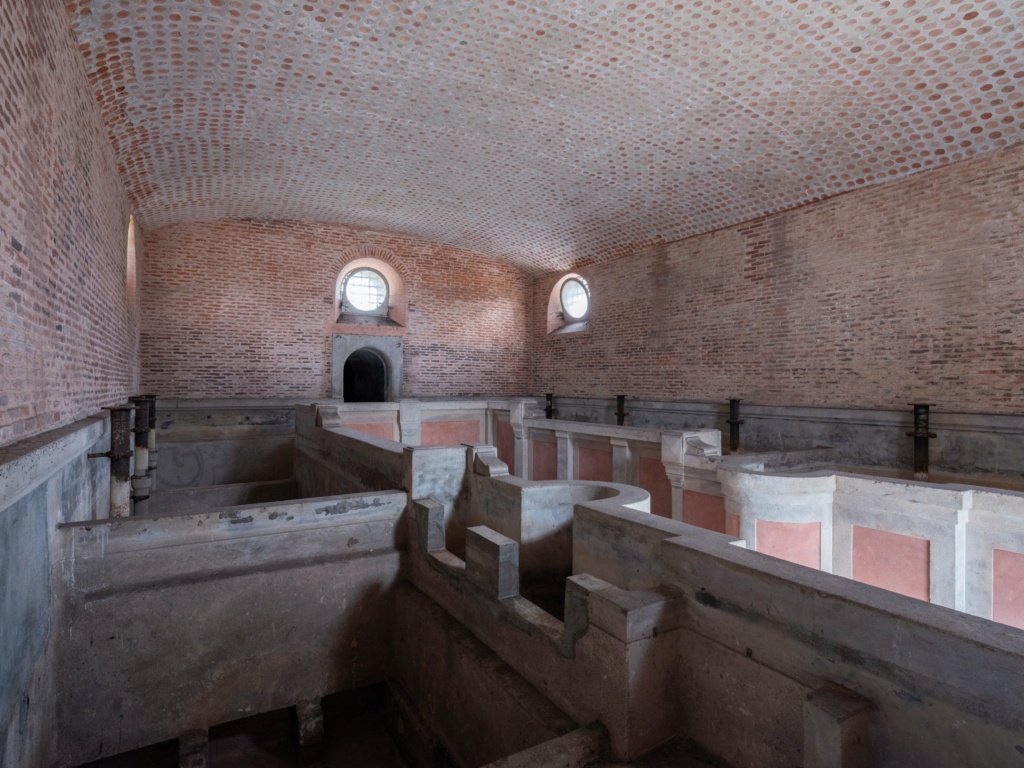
[59,490,408,555]
[0,413,107,513]
[523,417,685,445]
[547,396,1024,433]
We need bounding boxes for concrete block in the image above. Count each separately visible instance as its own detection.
[178,728,208,768]
[561,574,616,657]
[472,445,510,477]
[292,698,324,765]
[315,404,342,427]
[414,498,447,552]
[588,585,683,644]
[480,723,607,767]
[804,685,873,768]
[466,526,520,599]
[398,398,420,445]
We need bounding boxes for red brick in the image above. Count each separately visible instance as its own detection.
[140,220,532,399]
[533,143,1024,414]
[0,0,135,449]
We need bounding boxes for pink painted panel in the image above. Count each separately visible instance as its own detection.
[577,446,612,482]
[495,419,516,475]
[532,440,558,481]
[993,549,1024,630]
[421,419,481,447]
[725,513,740,538]
[683,490,726,533]
[852,526,930,602]
[346,422,394,440]
[757,520,821,570]
[638,457,672,518]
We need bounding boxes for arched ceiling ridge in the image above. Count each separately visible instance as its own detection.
[66,0,1024,274]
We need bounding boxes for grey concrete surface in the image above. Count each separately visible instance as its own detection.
[149,479,300,514]
[157,437,294,489]
[481,724,607,768]
[9,403,1024,768]
[299,404,470,553]
[154,401,298,489]
[551,396,1024,487]
[390,584,576,768]
[0,415,111,768]
[55,492,408,766]
[77,686,407,768]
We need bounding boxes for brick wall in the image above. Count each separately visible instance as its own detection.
[534,142,1024,414]
[140,220,532,398]
[0,0,136,448]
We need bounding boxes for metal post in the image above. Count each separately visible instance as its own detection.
[726,398,744,453]
[145,394,158,489]
[131,396,152,515]
[615,395,628,427]
[907,403,937,481]
[545,393,557,420]
[89,405,134,518]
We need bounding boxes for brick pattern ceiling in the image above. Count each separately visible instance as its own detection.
[67,0,1024,273]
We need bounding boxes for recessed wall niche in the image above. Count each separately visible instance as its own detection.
[331,335,403,402]
[329,246,407,402]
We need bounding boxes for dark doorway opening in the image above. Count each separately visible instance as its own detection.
[343,348,388,402]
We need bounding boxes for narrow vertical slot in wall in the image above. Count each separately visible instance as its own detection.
[126,215,137,307]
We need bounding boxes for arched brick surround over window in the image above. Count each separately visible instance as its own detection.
[331,246,408,335]
[547,272,589,335]
[331,246,407,400]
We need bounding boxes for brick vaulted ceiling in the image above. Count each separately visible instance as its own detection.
[66,0,1024,273]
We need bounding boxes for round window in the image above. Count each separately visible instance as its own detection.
[344,268,388,312]
[560,277,590,320]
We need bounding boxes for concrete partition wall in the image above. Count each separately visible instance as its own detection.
[155,399,299,489]
[407,490,681,762]
[568,495,1024,767]
[419,400,491,447]
[832,476,967,609]
[0,416,110,768]
[552,397,1024,488]
[719,468,835,572]
[412,462,1024,767]
[155,398,511,496]
[515,414,714,523]
[389,584,578,767]
[716,462,993,615]
[320,401,401,441]
[54,491,408,766]
[967,490,1024,629]
[299,404,471,551]
[656,524,1024,768]
[295,404,407,496]
[465,451,651,591]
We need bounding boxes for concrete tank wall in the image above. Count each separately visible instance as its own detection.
[55,490,408,766]
[0,415,109,768]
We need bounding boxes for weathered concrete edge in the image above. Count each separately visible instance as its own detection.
[480,722,608,768]
[655,524,1024,726]
[551,396,1024,433]
[0,414,106,513]
[59,491,408,555]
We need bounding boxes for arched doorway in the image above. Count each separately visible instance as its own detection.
[343,348,388,402]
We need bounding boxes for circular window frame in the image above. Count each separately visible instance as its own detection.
[560,276,590,321]
[342,267,390,315]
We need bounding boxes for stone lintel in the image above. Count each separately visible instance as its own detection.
[588,585,683,643]
[465,525,520,599]
[413,497,446,552]
[804,685,873,768]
